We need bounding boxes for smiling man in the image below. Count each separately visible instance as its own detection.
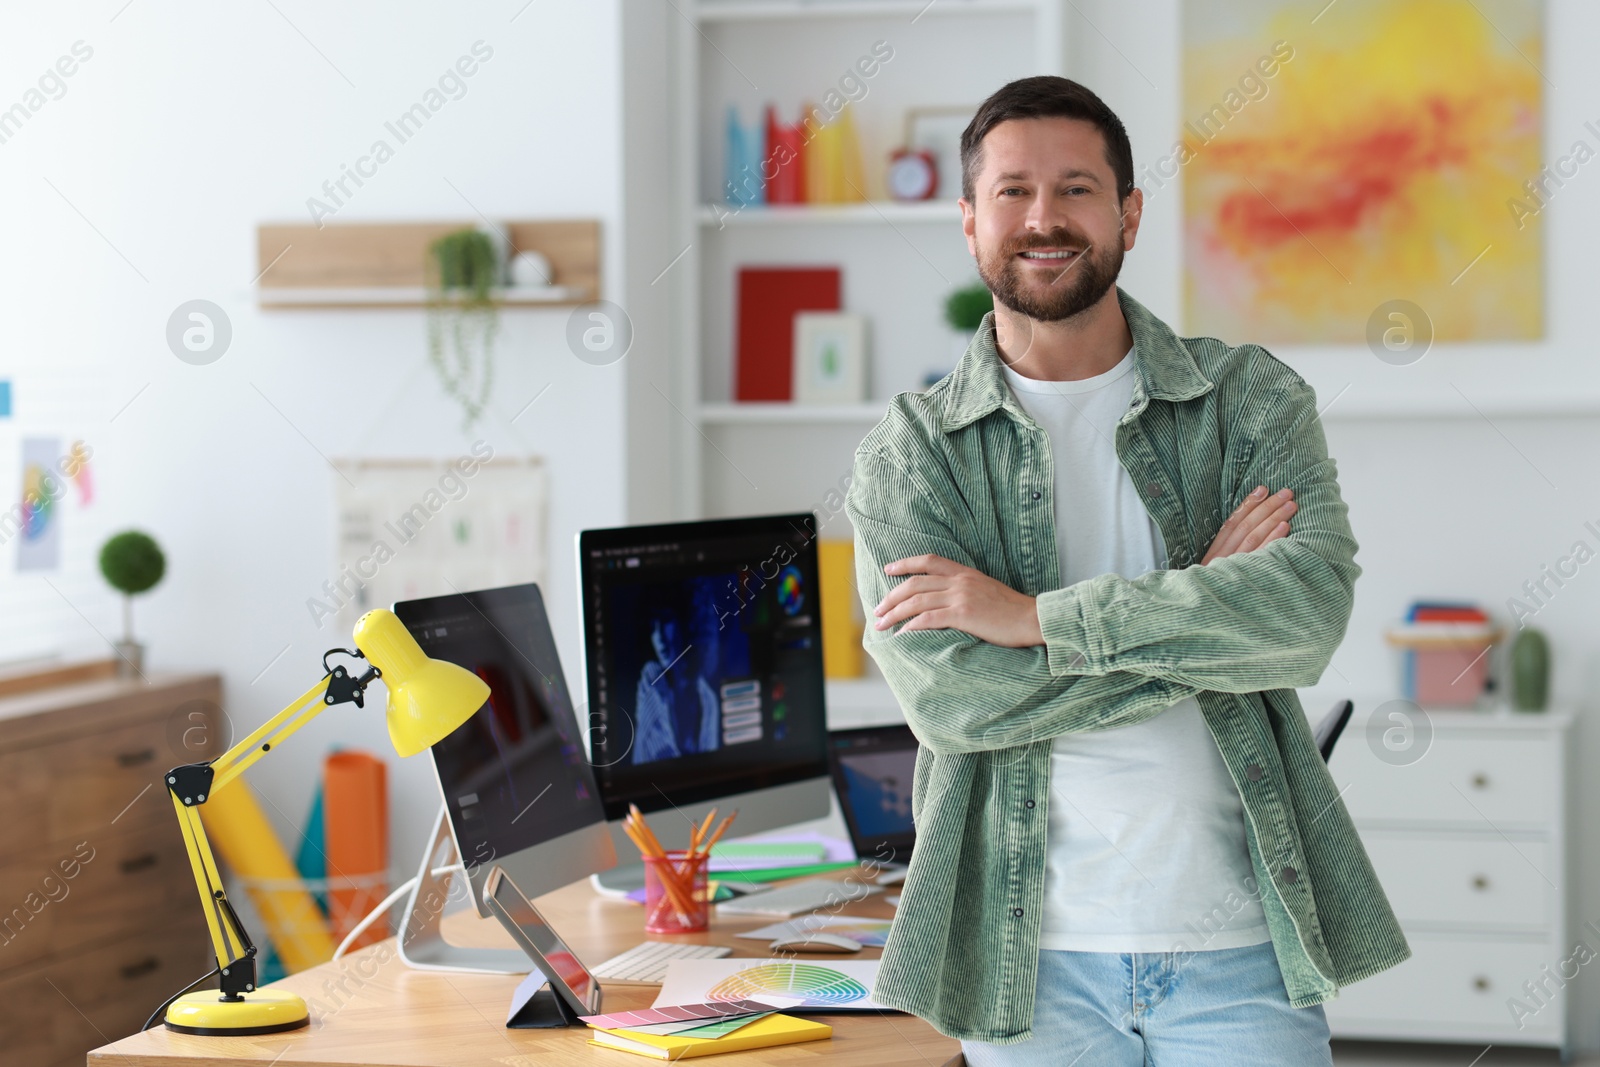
[845,77,1409,1065]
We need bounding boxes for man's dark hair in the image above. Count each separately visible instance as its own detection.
[960,76,1135,205]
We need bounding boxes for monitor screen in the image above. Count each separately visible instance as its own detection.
[828,725,918,864]
[578,513,829,819]
[393,584,607,868]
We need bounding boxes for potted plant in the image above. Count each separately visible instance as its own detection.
[99,529,165,676]
[427,226,503,429]
[934,281,994,384]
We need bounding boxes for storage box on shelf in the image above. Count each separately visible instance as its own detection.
[1315,694,1573,1056]
[0,673,223,1067]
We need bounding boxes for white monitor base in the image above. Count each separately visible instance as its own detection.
[397,806,528,975]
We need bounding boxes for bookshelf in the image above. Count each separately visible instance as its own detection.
[662,0,1068,522]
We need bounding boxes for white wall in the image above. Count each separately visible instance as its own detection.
[1069,0,1600,1049]
[0,1,624,888]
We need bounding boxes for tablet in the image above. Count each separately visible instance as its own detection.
[483,865,603,1017]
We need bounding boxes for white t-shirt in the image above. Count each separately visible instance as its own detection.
[1001,347,1271,953]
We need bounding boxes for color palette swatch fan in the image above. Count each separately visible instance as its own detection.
[653,959,888,1013]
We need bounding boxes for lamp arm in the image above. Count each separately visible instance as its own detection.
[166,668,362,1000]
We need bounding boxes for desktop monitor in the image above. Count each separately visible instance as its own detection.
[577,513,832,881]
[394,583,617,917]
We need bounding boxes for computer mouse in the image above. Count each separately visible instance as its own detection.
[769,932,864,954]
[874,866,907,887]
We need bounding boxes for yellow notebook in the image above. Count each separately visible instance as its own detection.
[588,1013,832,1059]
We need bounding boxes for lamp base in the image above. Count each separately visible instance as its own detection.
[164,989,310,1036]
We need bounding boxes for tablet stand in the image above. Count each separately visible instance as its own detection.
[505,972,584,1028]
[397,806,529,974]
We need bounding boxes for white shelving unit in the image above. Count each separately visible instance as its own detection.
[667,0,1068,521]
[696,200,959,226]
[256,285,587,309]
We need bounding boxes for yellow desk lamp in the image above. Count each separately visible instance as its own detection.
[156,609,489,1035]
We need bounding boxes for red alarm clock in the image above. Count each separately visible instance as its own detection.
[887,148,938,201]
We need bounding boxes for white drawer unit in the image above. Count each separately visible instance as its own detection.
[1314,694,1574,1057]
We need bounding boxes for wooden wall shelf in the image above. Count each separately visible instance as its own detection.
[255,219,599,309]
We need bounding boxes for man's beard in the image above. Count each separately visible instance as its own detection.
[975,227,1123,326]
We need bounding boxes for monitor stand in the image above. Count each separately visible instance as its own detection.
[397,806,528,975]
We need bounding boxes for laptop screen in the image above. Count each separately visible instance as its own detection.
[828,725,918,866]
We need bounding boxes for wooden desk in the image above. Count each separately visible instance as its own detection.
[88,868,962,1066]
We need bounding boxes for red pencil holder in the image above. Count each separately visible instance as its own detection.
[642,851,710,934]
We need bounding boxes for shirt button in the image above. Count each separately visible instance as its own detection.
[1031,491,1042,500]
[1012,907,1025,917]
[1282,866,1299,884]
[1146,482,1163,497]
[1246,763,1265,781]
[1024,799,1036,809]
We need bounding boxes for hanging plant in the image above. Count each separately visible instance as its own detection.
[426,227,501,430]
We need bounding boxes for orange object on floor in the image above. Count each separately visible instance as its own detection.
[323,751,389,951]
[199,779,336,972]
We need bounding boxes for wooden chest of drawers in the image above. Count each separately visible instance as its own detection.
[0,673,222,1067]
[1317,696,1574,1057]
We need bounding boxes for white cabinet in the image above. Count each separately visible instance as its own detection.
[1315,696,1575,1057]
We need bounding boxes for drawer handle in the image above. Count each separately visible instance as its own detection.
[117,748,156,768]
[120,956,160,981]
[1470,772,1490,789]
[1473,975,1491,992]
[1471,874,1490,891]
[120,852,159,875]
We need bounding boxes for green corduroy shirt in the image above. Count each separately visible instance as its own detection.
[845,285,1410,1045]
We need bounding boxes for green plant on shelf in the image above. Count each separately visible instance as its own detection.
[426,227,500,430]
[943,281,994,332]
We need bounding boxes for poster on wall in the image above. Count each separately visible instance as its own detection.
[17,437,63,571]
[318,455,547,636]
[1179,0,1544,343]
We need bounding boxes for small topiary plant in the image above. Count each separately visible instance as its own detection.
[943,281,994,332]
[99,530,165,646]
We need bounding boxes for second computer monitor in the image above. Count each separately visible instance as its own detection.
[394,584,617,916]
[577,513,832,851]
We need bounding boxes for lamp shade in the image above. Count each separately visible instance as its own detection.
[352,609,488,757]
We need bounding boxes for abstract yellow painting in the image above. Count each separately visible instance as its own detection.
[1179,0,1544,343]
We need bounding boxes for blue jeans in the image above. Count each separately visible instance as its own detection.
[960,942,1333,1066]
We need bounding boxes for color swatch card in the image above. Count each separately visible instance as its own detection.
[735,915,894,947]
[654,959,888,1013]
[579,996,788,1031]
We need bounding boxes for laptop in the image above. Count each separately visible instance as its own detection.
[827,724,918,875]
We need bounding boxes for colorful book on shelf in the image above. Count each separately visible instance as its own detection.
[1406,601,1487,622]
[763,105,806,204]
[734,267,839,401]
[588,1012,832,1059]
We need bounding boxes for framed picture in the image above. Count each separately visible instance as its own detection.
[792,312,867,405]
[905,106,975,203]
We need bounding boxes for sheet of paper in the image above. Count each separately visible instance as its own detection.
[653,958,890,1012]
[578,996,781,1030]
[724,830,855,863]
[735,915,894,947]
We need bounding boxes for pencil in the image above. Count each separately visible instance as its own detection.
[625,808,696,920]
[698,812,738,857]
[694,809,717,854]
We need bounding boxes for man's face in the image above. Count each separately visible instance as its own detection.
[960,116,1141,326]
